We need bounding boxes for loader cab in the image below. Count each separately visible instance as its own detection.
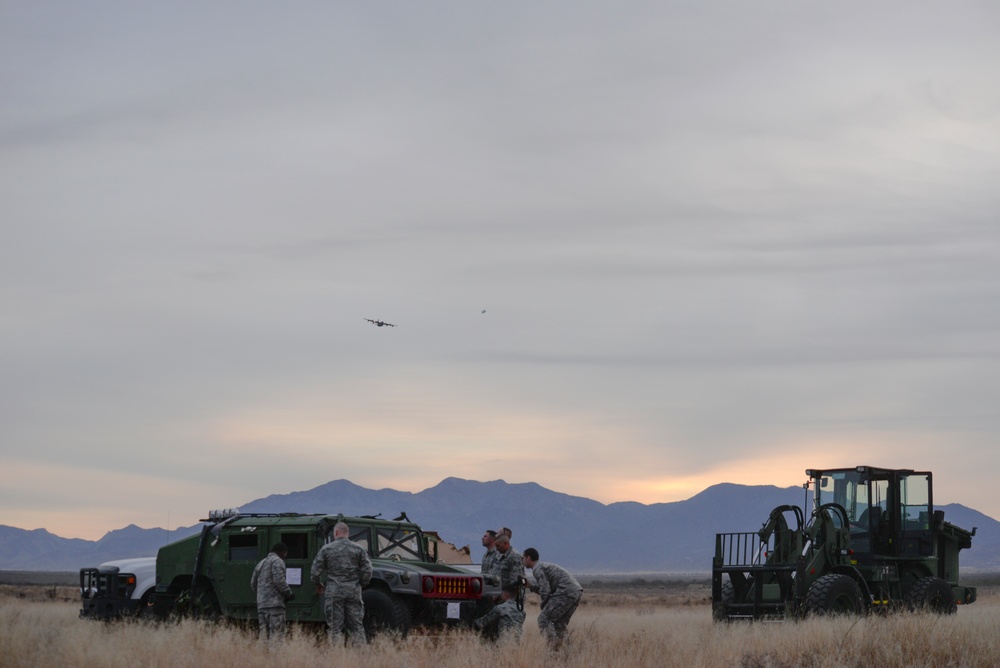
[809,466,934,561]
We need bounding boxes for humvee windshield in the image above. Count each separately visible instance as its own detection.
[375,527,423,561]
[347,525,370,552]
[335,522,426,561]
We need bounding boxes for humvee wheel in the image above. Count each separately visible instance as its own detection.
[171,581,221,620]
[393,597,412,636]
[363,589,403,637]
[805,574,863,616]
[188,586,220,619]
[907,577,957,614]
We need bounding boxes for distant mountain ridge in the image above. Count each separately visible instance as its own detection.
[3,478,998,572]
[0,524,195,572]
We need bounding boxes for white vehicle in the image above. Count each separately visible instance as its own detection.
[79,557,156,619]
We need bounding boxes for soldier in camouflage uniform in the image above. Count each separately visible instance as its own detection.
[310,521,373,646]
[522,547,583,650]
[481,529,499,579]
[494,534,525,590]
[473,584,525,644]
[250,543,294,646]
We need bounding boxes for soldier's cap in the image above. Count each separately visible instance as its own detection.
[485,529,497,538]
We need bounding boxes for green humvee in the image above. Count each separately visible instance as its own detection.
[150,510,496,635]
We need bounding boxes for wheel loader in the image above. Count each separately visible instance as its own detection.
[712,466,977,621]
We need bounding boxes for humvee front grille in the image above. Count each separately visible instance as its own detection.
[421,575,483,599]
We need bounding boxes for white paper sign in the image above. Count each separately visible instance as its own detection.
[286,568,302,586]
[447,602,461,619]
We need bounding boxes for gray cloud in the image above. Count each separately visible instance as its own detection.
[3,1,1000,538]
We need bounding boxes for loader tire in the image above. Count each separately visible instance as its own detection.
[805,574,863,616]
[907,577,957,614]
[721,580,735,605]
[713,580,736,623]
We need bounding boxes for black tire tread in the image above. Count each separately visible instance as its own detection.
[907,576,957,614]
[805,574,863,616]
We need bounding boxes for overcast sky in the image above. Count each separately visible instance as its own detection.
[3,2,999,541]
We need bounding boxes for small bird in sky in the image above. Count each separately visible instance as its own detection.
[364,318,396,327]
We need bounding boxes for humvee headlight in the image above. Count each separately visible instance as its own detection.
[470,578,482,595]
[422,576,435,593]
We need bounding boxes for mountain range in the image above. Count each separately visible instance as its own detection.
[2,478,998,572]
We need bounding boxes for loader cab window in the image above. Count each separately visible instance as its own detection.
[816,470,890,558]
[847,478,889,533]
[899,473,931,531]
[896,472,934,557]
[816,470,864,520]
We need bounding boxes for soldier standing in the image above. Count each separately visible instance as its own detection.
[250,543,294,647]
[481,530,499,578]
[494,534,525,590]
[310,521,373,646]
[522,547,583,650]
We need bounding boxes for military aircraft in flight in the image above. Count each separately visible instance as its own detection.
[364,318,396,327]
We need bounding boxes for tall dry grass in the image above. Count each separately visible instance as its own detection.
[2,585,999,668]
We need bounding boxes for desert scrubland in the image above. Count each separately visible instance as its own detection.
[2,579,999,668]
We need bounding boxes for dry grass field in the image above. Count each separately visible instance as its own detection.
[2,578,999,668]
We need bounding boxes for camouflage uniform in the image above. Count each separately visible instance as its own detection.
[497,546,525,589]
[530,561,583,649]
[474,597,525,643]
[251,552,292,646]
[481,547,499,578]
[310,537,373,646]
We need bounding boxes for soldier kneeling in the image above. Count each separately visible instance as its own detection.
[474,584,525,644]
